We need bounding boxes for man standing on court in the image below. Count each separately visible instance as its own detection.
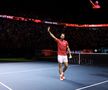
[47,26,72,80]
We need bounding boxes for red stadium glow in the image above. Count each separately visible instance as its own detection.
[33,19,42,23]
[1,14,108,28]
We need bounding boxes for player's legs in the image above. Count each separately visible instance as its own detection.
[63,55,68,72]
[58,63,63,75]
[63,61,68,73]
[58,55,64,80]
[58,63,64,80]
[62,56,68,79]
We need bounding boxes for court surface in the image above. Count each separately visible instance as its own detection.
[0,61,107,90]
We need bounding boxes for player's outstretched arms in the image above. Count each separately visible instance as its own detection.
[47,26,58,40]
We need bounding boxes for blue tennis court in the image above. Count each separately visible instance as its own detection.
[0,61,107,90]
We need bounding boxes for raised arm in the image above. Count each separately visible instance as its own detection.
[47,26,58,40]
[89,0,95,6]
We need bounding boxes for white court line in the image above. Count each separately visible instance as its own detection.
[0,67,56,90]
[76,80,108,90]
[0,67,56,75]
[0,81,12,90]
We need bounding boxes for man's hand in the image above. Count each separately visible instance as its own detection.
[47,26,58,40]
[69,54,72,59]
[47,26,50,32]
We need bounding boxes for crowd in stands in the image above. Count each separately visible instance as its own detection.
[0,18,108,57]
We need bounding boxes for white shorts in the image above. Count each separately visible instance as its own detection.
[58,55,68,63]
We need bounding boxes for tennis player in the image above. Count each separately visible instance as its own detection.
[89,0,101,9]
[47,26,72,80]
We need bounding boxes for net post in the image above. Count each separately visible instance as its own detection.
[78,53,81,64]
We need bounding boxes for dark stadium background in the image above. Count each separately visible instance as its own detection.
[0,0,108,23]
[0,0,107,65]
